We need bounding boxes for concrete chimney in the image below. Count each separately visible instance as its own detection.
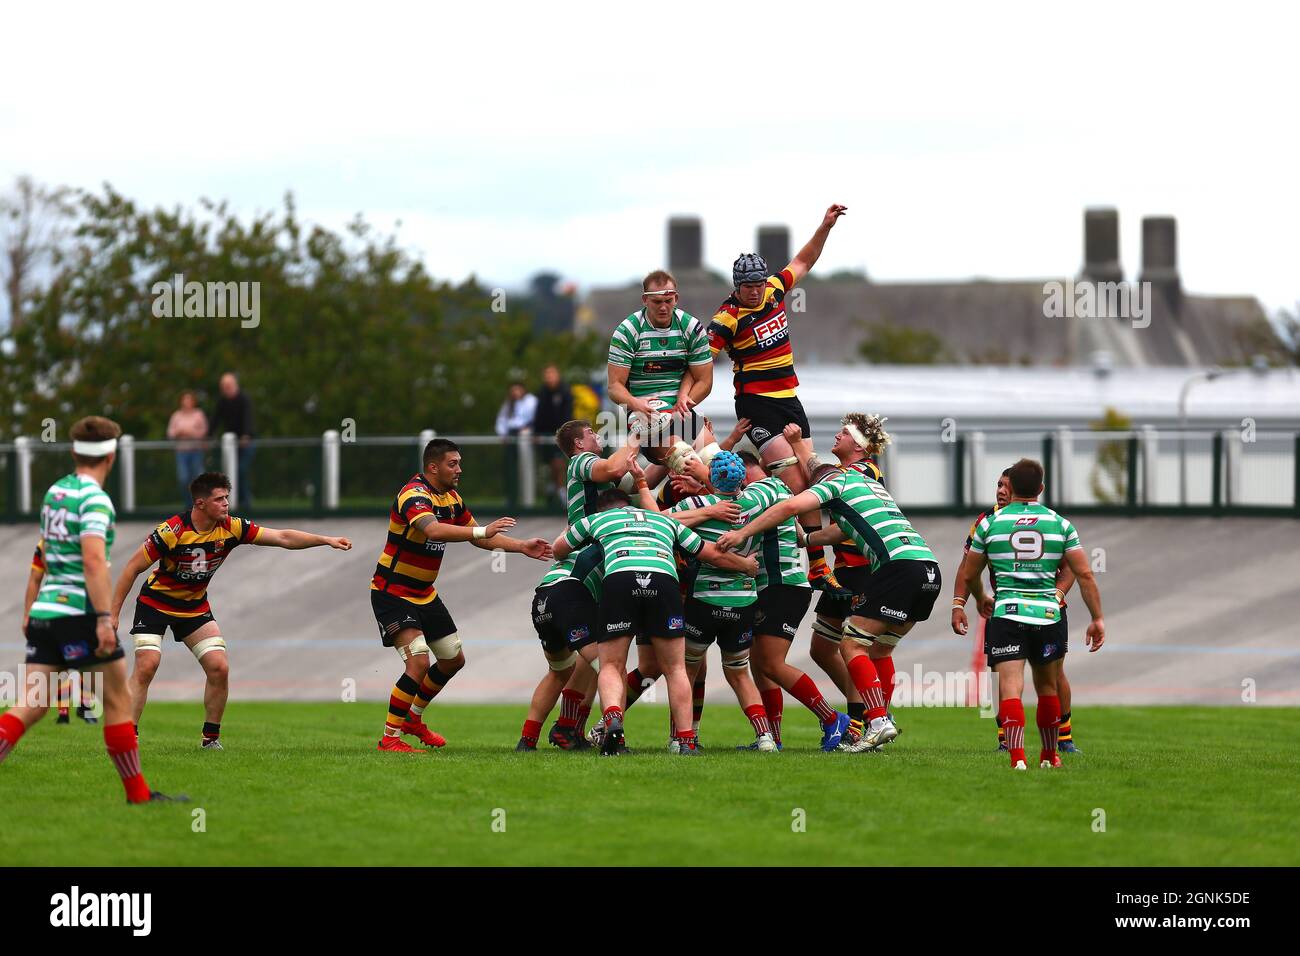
[757,225,790,270]
[1139,215,1180,310]
[667,216,703,273]
[1082,207,1122,283]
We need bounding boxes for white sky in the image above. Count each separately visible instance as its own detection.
[3,1,1297,311]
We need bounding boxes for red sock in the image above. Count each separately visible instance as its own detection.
[999,699,1026,766]
[788,674,838,723]
[602,705,623,724]
[521,719,542,743]
[876,655,897,710]
[847,656,887,719]
[744,704,771,738]
[760,688,784,742]
[104,721,151,803]
[676,727,696,741]
[558,688,582,728]
[0,712,27,763]
[1037,694,1061,761]
[577,704,591,734]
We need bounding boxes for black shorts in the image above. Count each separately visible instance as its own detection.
[532,580,598,654]
[853,559,942,626]
[371,590,456,647]
[984,615,1068,667]
[600,571,685,642]
[25,614,125,669]
[814,565,875,620]
[129,602,216,641]
[753,583,813,641]
[735,393,811,450]
[684,598,756,653]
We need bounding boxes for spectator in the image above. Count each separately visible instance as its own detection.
[495,380,537,507]
[167,390,208,508]
[532,364,573,507]
[211,371,256,508]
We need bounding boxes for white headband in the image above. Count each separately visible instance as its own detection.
[73,438,117,456]
[844,423,871,451]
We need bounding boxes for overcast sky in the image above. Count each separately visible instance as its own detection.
[3,1,1296,312]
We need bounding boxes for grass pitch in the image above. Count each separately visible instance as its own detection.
[2,702,1296,866]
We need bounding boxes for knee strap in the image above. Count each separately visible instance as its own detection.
[843,619,877,647]
[812,617,843,643]
[430,633,462,660]
[396,636,431,662]
[547,650,578,672]
[876,630,905,648]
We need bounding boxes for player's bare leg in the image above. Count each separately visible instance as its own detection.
[1030,658,1063,768]
[689,645,773,752]
[591,640,660,744]
[182,621,228,749]
[129,641,162,727]
[752,634,847,751]
[760,434,842,595]
[518,651,574,751]
[653,635,698,753]
[402,645,462,747]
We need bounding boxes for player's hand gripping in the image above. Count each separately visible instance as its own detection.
[705,500,741,524]
[724,417,751,449]
[670,394,697,419]
[715,529,744,553]
[822,204,848,230]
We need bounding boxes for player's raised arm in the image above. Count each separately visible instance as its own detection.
[785,203,847,285]
[590,433,641,484]
[252,527,352,551]
[109,543,160,632]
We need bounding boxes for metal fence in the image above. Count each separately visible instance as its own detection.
[3,425,1297,523]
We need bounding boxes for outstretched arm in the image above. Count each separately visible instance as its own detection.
[253,527,353,551]
[785,204,847,285]
[471,532,552,560]
[110,544,158,629]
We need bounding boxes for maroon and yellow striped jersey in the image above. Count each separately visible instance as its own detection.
[830,459,884,570]
[138,513,262,617]
[370,474,476,605]
[31,540,45,574]
[707,268,800,398]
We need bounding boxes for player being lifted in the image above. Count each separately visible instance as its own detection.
[718,453,854,753]
[372,438,551,753]
[959,458,1105,770]
[1,417,182,803]
[721,455,941,752]
[952,468,1083,753]
[707,204,849,597]
[607,269,715,484]
[551,488,757,756]
[110,471,352,749]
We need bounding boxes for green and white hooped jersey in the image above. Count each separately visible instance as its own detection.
[737,476,808,590]
[566,451,614,525]
[607,308,712,409]
[808,470,935,572]
[537,544,605,602]
[668,494,756,607]
[968,501,1081,625]
[29,474,116,619]
[563,507,703,579]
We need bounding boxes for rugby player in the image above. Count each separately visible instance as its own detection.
[961,458,1105,770]
[667,452,775,752]
[551,489,758,756]
[707,204,849,596]
[782,416,890,748]
[607,269,714,481]
[719,454,854,753]
[952,469,1082,753]
[24,541,100,724]
[109,472,351,749]
[1,416,182,803]
[373,438,551,753]
[721,460,941,752]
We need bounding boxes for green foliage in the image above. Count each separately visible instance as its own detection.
[857,320,950,364]
[1089,407,1132,504]
[0,185,604,440]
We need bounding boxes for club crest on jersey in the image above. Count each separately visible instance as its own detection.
[925,566,936,583]
[535,596,548,615]
[1014,517,1039,526]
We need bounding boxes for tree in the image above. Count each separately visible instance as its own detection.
[1088,407,1132,504]
[858,320,950,364]
[0,176,75,332]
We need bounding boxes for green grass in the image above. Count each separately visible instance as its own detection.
[2,703,1297,866]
